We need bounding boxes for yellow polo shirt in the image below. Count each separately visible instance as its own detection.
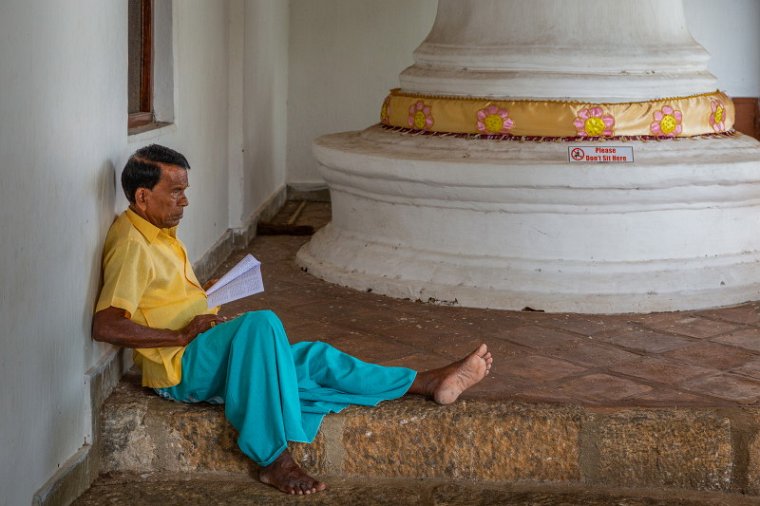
[96,209,216,387]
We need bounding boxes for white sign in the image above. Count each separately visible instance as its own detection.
[568,146,634,164]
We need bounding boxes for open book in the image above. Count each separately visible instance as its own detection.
[205,254,264,308]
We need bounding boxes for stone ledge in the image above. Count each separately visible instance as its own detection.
[74,472,760,506]
[100,375,760,495]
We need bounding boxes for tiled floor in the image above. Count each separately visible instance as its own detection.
[220,201,760,408]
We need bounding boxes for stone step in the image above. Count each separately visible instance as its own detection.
[100,372,760,496]
[73,473,759,506]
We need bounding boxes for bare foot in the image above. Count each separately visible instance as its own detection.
[259,450,328,495]
[409,344,493,405]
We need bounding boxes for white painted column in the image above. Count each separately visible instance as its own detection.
[298,0,760,313]
[401,0,715,100]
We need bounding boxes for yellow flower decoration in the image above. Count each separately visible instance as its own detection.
[650,105,683,137]
[408,101,434,130]
[476,105,514,134]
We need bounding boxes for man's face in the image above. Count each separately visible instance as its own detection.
[134,164,189,229]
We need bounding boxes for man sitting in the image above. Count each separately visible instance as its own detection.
[92,144,493,495]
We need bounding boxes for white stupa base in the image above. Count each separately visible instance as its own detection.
[297,126,760,313]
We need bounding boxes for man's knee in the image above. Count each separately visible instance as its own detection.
[239,310,285,335]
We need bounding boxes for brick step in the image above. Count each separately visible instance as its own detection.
[73,472,758,506]
[100,372,760,496]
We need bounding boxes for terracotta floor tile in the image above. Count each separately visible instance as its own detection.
[729,358,760,381]
[500,325,583,352]
[623,387,717,407]
[536,373,652,404]
[593,325,695,354]
[662,342,757,370]
[697,304,760,325]
[711,327,760,353]
[498,354,587,383]
[376,352,452,371]
[445,315,526,340]
[680,373,760,403]
[624,311,697,325]
[331,309,431,334]
[537,314,625,337]
[328,334,420,364]
[513,386,577,405]
[609,356,715,385]
[549,340,642,368]
[283,320,364,343]
[282,300,364,323]
[638,315,739,339]
[380,321,475,342]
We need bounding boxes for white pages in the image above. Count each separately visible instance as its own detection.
[205,254,264,308]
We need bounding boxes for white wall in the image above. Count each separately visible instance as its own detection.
[242,0,290,221]
[0,0,239,503]
[127,1,232,263]
[0,2,125,505]
[685,0,760,97]
[287,0,438,185]
[227,0,289,232]
[286,0,760,184]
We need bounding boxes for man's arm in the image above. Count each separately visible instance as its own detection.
[92,306,226,348]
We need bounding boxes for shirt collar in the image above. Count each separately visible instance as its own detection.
[125,208,178,243]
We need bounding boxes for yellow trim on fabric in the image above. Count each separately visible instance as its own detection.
[380,89,735,139]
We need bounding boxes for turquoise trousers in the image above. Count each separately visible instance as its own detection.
[159,310,416,466]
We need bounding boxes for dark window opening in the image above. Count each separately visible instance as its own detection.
[128,0,153,130]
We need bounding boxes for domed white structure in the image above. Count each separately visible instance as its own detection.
[297,0,760,313]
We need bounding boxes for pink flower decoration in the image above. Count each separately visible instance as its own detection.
[408,101,434,130]
[709,100,726,132]
[650,105,683,137]
[476,105,514,134]
[573,107,615,137]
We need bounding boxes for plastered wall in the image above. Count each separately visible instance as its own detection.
[0,1,262,503]
[242,1,290,224]
[684,0,760,98]
[0,2,125,505]
[286,0,439,186]
[125,1,232,263]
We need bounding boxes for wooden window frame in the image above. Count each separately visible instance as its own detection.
[128,0,154,130]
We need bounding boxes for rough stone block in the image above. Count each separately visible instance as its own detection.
[159,402,250,473]
[99,383,156,473]
[742,409,760,494]
[342,398,582,481]
[592,409,733,491]
[101,384,327,476]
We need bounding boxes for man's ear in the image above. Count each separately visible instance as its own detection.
[134,188,149,211]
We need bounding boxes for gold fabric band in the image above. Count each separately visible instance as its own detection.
[380,89,734,139]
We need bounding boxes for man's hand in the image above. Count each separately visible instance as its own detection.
[178,314,228,345]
